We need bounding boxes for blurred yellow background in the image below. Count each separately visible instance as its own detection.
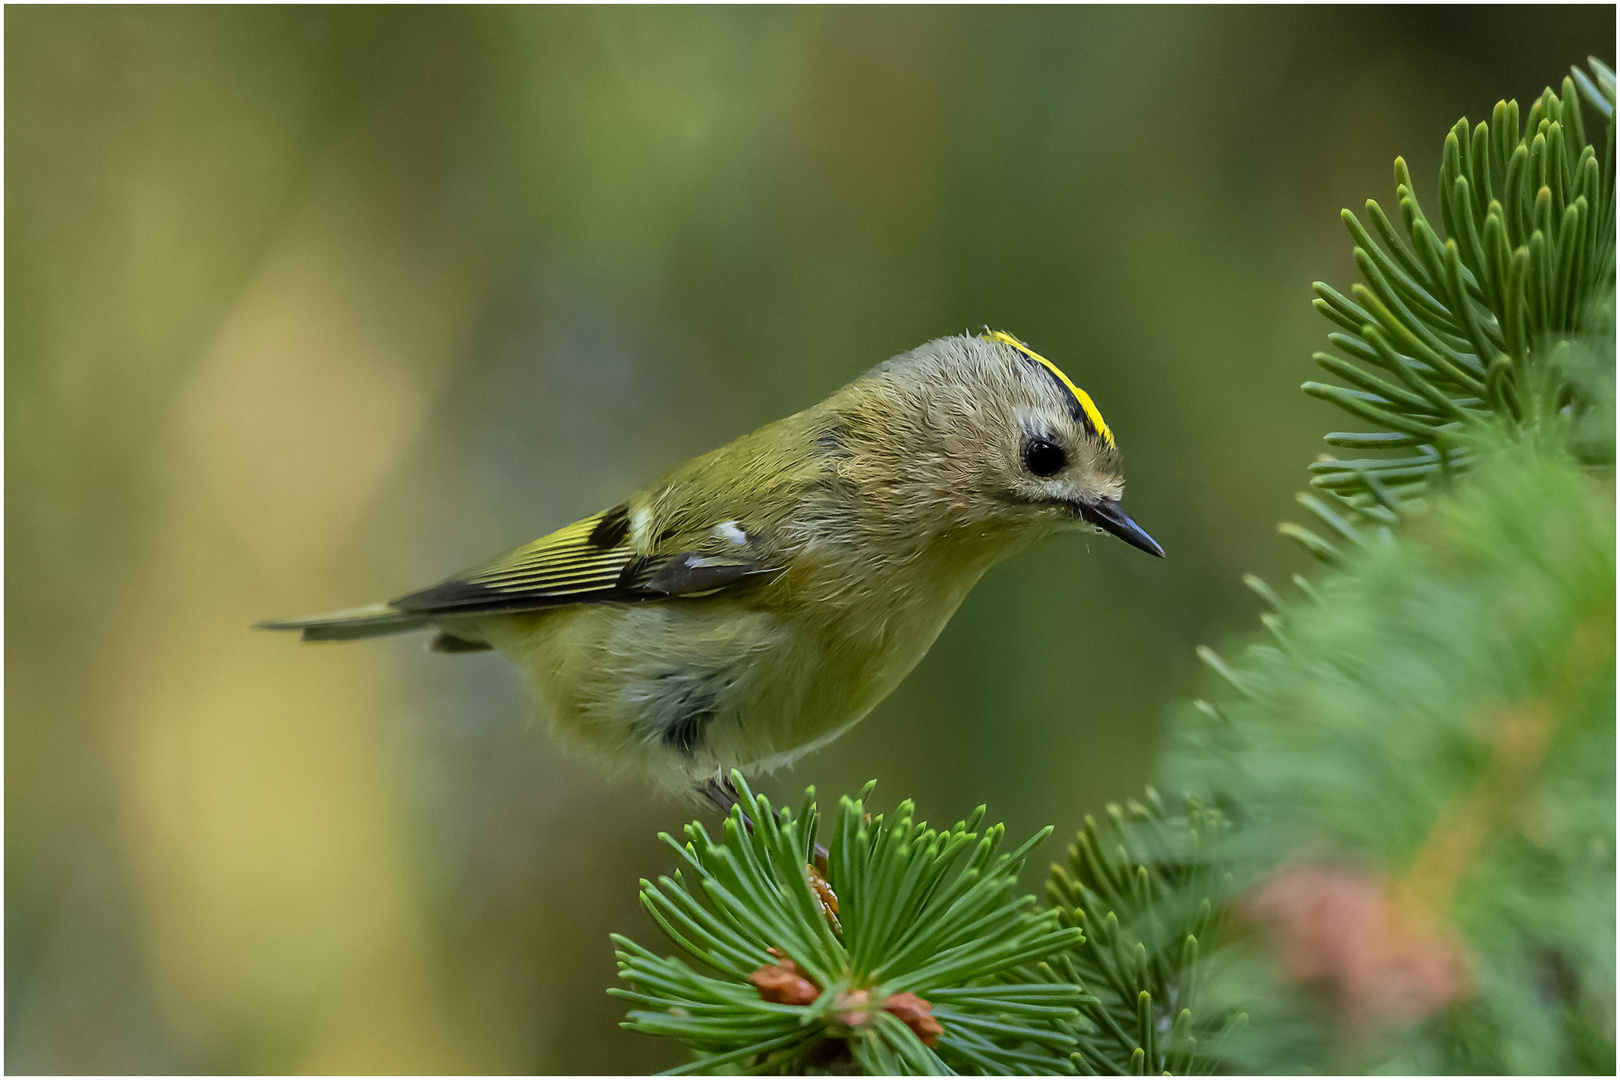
[7,7,1612,1073]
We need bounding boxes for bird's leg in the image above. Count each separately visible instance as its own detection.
[700,774,838,931]
[701,776,752,826]
[701,775,829,871]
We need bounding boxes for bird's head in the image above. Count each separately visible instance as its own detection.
[850,331,1163,558]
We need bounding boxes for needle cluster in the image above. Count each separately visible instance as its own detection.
[612,774,1093,1074]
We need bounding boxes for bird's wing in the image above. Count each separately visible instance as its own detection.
[389,504,779,617]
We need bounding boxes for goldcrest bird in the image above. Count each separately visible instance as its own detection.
[261,331,1162,805]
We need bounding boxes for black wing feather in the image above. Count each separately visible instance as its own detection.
[390,505,777,617]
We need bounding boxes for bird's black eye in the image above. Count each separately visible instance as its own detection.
[1022,438,1067,477]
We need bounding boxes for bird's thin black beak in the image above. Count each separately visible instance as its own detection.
[1080,499,1165,558]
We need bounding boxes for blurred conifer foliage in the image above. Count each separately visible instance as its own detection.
[612,60,1615,1074]
[1170,56,1616,1074]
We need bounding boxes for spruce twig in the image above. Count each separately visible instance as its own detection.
[1279,58,1616,559]
[1045,791,1238,1075]
[613,774,1089,1074]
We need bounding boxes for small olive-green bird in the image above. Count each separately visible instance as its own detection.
[262,331,1162,805]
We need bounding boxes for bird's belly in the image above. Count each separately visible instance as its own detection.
[456,589,960,795]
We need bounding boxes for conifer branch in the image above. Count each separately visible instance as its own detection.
[1176,57,1617,1073]
[1285,57,1616,559]
[1044,789,1240,1075]
[612,774,1090,1074]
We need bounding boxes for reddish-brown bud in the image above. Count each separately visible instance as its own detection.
[749,949,820,1006]
[883,991,943,1047]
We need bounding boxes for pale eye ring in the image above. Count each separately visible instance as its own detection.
[1022,437,1067,477]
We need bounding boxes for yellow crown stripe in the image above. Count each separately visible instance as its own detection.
[983,330,1115,449]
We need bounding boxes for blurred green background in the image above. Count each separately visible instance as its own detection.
[6,6,1612,1073]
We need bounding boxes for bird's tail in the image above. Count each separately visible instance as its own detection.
[256,602,428,642]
